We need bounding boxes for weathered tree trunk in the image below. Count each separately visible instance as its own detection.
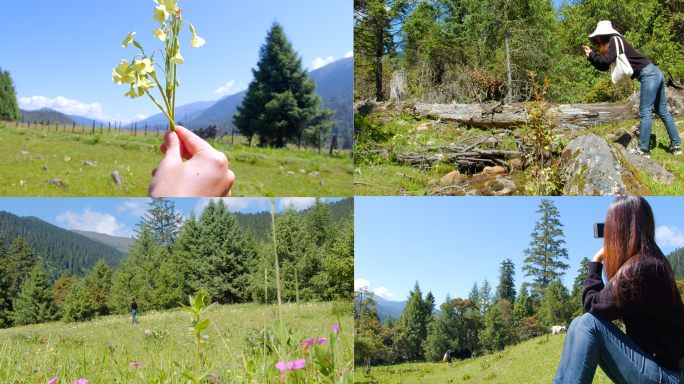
[504,0,512,104]
[355,99,642,128]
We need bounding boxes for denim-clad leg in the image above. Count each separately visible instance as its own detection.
[639,64,659,152]
[553,313,682,384]
[653,67,681,147]
[131,309,137,324]
[639,64,681,151]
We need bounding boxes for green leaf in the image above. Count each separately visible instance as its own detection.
[178,302,198,315]
[194,319,209,331]
[179,371,195,383]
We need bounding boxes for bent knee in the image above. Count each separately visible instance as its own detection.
[569,312,599,332]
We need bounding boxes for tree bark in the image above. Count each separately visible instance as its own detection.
[354,99,643,128]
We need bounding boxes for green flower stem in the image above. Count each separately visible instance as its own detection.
[172,64,177,123]
[150,72,171,112]
[143,90,176,132]
[195,317,200,383]
[270,198,288,384]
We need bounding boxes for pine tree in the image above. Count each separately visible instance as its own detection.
[13,264,58,326]
[0,235,12,328]
[87,260,112,316]
[398,282,430,359]
[189,199,253,303]
[496,259,516,304]
[152,248,183,309]
[570,257,591,318]
[172,210,200,300]
[513,283,534,324]
[5,236,37,300]
[323,216,354,300]
[480,303,507,352]
[0,67,21,121]
[384,316,396,328]
[354,0,409,101]
[63,279,99,322]
[479,278,493,314]
[140,198,183,252]
[522,199,569,299]
[306,198,332,247]
[233,22,334,148]
[423,295,462,362]
[538,279,571,329]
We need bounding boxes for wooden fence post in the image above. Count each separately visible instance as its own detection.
[55,122,58,131]
[145,122,147,137]
[92,120,95,134]
[100,123,102,134]
[134,122,137,136]
[156,124,159,137]
[108,122,111,133]
[72,122,75,133]
[47,119,50,130]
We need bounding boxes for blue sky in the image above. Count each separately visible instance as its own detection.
[0,0,352,123]
[355,197,684,305]
[0,197,343,238]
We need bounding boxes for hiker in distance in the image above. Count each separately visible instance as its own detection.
[553,197,684,384]
[582,20,682,158]
[130,298,138,325]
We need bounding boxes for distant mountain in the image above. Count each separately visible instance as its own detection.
[19,108,75,125]
[667,247,684,280]
[185,57,353,148]
[64,113,110,127]
[374,295,406,324]
[131,100,219,128]
[70,230,134,254]
[0,212,126,282]
[186,90,247,131]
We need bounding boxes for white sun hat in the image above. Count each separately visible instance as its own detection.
[588,20,622,46]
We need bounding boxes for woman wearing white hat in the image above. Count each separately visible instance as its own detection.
[582,20,681,158]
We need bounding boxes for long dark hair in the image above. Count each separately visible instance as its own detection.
[595,35,614,56]
[603,197,681,307]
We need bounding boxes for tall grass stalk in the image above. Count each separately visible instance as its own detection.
[270,197,288,383]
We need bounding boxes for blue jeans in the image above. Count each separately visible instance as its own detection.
[553,313,682,384]
[638,63,681,151]
[131,309,138,324]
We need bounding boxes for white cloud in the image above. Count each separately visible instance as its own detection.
[116,198,152,218]
[56,208,133,237]
[354,279,370,291]
[17,95,124,122]
[345,51,353,58]
[131,114,149,122]
[312,56,334,69]
[212,80,239,96]
[656,226,684,247]
[373,287,394,300]
[279,197,317,211]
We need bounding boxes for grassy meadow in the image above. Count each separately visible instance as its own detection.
[0,123,353,197]
[355,333,612,384]
[0,301,353,384]
[353,112,684,196]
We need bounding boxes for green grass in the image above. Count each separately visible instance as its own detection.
[0,123,353,197]
[353,112,684,196]
[0,301,353,383]
[355,334,612,384]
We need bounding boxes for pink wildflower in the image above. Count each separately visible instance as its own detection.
[275,359,306,371]
[129,363,144,367]
[299,338,315,347]
[317,338,328,345]
[332,325,340,333]
[47,378,58,384]
[73,380,88,384]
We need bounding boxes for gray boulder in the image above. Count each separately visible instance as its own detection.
[559,133,650,196]
[620,149,675,185]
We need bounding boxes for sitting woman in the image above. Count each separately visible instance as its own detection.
[582,20,682,158]
[553,196,684,384]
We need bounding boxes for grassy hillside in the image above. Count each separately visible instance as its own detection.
[19,109,75,125]
[0,301,353,384]
[356,334,612,384]
[69,230,134,254]
[0,123,353,197]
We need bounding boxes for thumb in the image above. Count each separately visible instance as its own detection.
[162,130,182,164]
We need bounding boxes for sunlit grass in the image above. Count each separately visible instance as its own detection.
[354,334,611,384]
[0,123,353,197]
[0,301,353,383]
